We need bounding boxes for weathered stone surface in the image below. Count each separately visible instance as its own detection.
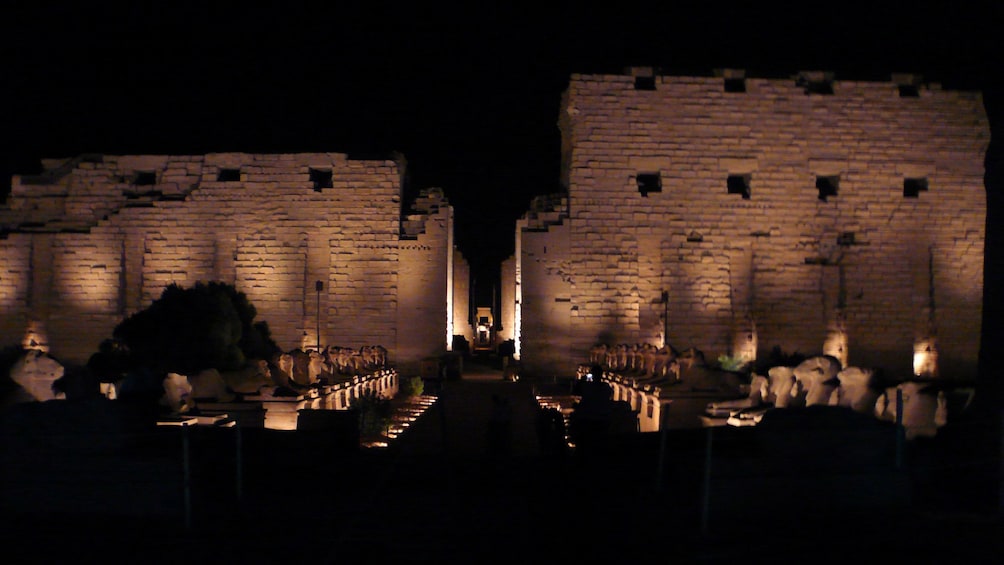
[0,154,465,372]
[510,70,987,379]
[8,349,64,402]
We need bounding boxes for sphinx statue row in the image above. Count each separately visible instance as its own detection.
[588,342,709,382]
[270,344,389,389]
[1,344,391,414]
[706,355,973,440]
[171,344,392,409]
[586,342,974,440]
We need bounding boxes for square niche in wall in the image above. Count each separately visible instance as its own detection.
[637,172,662,196]
[727,174,751,199]
[310,168,333,191]
[218,168,241,182]
[132,171,157,186]
[634,76,656,91]
[724,77,746,93]
[799,75,834,95]
[816,175,839,201]
[904,177,928,198]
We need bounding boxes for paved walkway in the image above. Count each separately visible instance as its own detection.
[329,362,562,561]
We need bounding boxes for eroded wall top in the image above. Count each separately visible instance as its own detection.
[1,152,406,234]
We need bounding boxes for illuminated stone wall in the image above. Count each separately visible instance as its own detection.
[452,248,474,347]
[0,153,458,370]
[516,194,573,376]
[398,187,454,372]
[519,70,988,378]
[499,254,516,345]
[0,237,30,345]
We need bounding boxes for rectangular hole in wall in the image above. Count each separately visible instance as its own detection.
[724,78,746,93]
[637,172,662,196]
[816,175,839,201]
[132,171,157,186]
[904,177,928,198]
[634,76,656,91]
[799,76,839,94]
[898,84,920,98]
[804,80,834,95]
[310,168,333,191]
[727,174,751,199]
[217,168,241,182]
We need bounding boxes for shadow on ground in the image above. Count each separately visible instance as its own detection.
[2,359,1001,563]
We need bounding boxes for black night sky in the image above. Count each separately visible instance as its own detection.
[3,2,1003,337]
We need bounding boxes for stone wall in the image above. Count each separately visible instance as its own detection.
[452,248,474,348]
[0,153,457,371]
[397,187,454,373]
[499,254,516,345]
[518,70,988,379]
[516,194,573,375]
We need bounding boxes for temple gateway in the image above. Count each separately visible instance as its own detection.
[1,69,990,382]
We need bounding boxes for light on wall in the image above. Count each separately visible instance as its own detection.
[822,326,848,369]
[913,338,938,377]
[22,320,49,353]
[513,301,521,361]
[315,280,323,352]
[661,290,669,350]
[732,317,757,366]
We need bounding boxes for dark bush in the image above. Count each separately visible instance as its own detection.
[112,281,279,374]
[351,390,392,436]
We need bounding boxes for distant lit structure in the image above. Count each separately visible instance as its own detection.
[473,305,495,351]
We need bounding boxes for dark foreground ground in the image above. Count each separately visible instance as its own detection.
[2,359,1002,563]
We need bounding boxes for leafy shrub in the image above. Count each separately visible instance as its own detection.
[112,281,279,374]
[717,354,747,372]
[400,375,424,398]
[351,389,392,436]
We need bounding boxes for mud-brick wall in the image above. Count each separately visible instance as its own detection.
[452,248,474,347]
[499,254,516,345]
[0,231,128,361]
[519,221,572,377]
[397,197,452,374]
[0,153,451,368]
[0,235,38,347]
[557,72,988,378]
